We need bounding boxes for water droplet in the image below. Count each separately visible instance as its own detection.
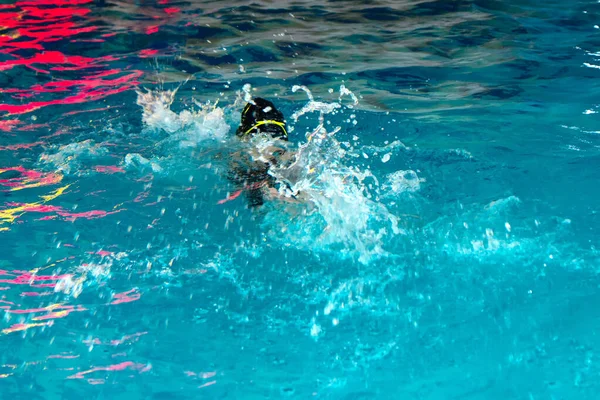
[310,323,321,338]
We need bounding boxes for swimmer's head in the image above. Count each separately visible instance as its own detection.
[236,98,288,141]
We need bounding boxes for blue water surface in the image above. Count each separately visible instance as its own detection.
[1,0,600,399]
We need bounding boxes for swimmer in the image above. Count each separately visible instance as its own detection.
[227,98,299,207]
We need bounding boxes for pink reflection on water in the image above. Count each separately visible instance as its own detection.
[20,291,54,297]
[48,354,80,360]
[0,120,20,132]
[0,167,62,191]
[95,165,125,174]
[110,331,148,346]
[111,288,141,305]
[84,331,148,347]
[33,305,87,321]
[0,141,46,150]
[58,209,122,222]
[67,361,151,380]
[0,270,68,288]
[4,200,121,223]
[3,302,87,325]
[2,320,53,334]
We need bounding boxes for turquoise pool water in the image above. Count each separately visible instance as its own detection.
[1,0,600,398]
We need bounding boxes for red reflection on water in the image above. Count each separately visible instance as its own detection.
[0,1,93,57]
[0,0,161,119]
[63,106,113,116]
[164,7,180,15]
[0,0,184,377]
[0,52,117,73]
[0,70,142,115]
[17,23,97,47]
[16,0,92,7]
[139,49,159,58]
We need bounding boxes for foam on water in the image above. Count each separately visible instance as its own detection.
[38,140,109,175]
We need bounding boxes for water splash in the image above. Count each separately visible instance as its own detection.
[338,84,359,107]
[242,83,255,105]
[133,84,406,264]
[291,85,341,124]
[136,87,230,147]
[38,140,108,175]
[55,262,112,299]
[123,153,163,174]
[267,86,403,264]
[383,170,424,195]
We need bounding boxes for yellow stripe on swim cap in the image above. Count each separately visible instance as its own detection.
[244,120,287,137]
[242,103,251,117]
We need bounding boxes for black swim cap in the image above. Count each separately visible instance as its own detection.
[236,98,288,140]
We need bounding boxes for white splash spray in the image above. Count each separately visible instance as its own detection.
[267,86,403,264]
[291,85,341,124]
[38,140,109,175]
[136,87,230,147]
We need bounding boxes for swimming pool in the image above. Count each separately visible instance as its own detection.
[1,0,600,398]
